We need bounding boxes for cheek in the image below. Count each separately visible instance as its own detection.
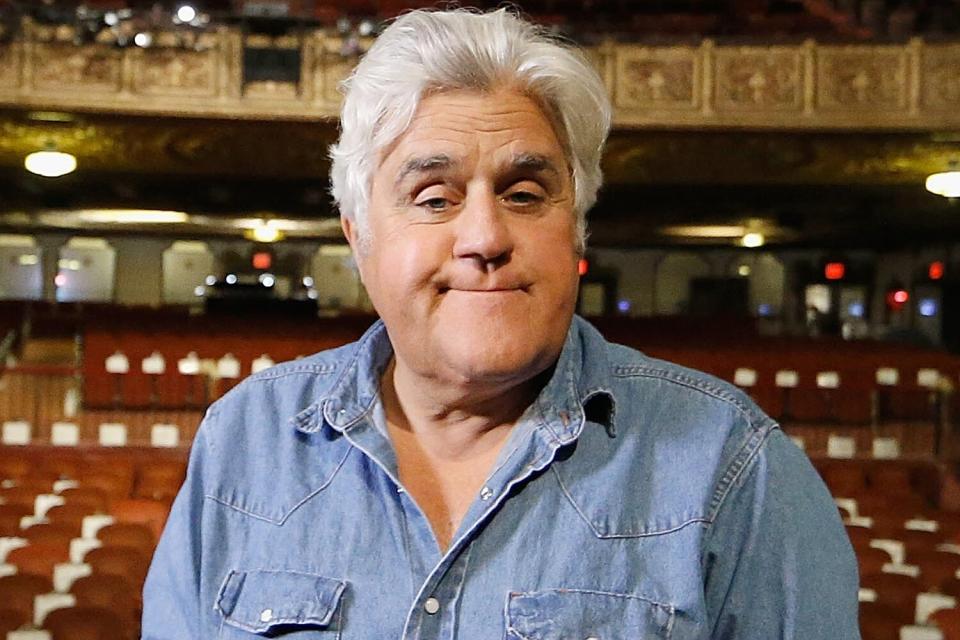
[367,229,447,299]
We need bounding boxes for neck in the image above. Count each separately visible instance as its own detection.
[381,357,550,460]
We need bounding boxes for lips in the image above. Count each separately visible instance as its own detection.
[438,282,529,294]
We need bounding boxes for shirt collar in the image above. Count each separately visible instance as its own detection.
[292,316,616,439]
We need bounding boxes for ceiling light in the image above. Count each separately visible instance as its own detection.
[741,232,765,248]
[926,169,960,198]
[134,32,153,47]
[248,220,284,243]
[176,5,197,23]
[75,209,188,224]
[661,224,746,239]
[24,150,77,178]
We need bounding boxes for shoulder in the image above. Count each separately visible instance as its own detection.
[195,340,361,458]
[575,324,784,525]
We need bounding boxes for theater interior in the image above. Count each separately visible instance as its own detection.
[1,0,960,637]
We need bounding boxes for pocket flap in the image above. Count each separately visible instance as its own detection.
[506,588,674,639]
[216,569,346,633]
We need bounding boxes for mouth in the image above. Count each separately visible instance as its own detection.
[438,285,529,294]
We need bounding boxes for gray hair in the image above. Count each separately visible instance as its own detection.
[328,8,612,253]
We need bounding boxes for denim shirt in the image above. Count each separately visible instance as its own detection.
[142,316,860,639]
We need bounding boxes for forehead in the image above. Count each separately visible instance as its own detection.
[377,89,567,176]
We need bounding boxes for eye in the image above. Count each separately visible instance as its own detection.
[416,197,450,211]
[505,191,542,205]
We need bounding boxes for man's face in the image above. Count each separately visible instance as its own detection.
[345,88,580,387]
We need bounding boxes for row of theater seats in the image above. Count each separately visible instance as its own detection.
[1,422,183,449]
[813,460,960,639]
[0,453,183,639]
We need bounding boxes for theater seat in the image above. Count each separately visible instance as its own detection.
[931,607,960,639]
[70,574,140,634]
[860,600,910,639]
[0,606,28,635]
[0,504,31,537]
[110,498,170,540]
[84,546,150,589]
[7,543,71,579]
[43,605,136,640]
[861,572,923,621]
[0,574,53,622]
[96,523,155,556]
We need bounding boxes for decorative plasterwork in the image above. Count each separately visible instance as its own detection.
[0,23,958,129]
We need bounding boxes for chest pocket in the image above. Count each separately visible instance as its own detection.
[505,588,675,640]
[216,569,346,638]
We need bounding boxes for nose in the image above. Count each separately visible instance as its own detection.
[452,191,514,270]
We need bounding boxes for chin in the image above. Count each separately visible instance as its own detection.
[441,334,559,385]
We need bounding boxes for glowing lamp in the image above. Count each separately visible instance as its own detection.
[929,261,945,280]
[926,171,960,198]
[24,150,77,177]
[824,262,845,281]
[741,233,765,248]
[578,258,589,276]
[247,221,283,243]
[252,252,272,270]
[886,289,909,310]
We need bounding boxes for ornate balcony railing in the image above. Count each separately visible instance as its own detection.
[0,21,958,129]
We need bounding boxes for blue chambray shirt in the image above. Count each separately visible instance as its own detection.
[142,316,860,639]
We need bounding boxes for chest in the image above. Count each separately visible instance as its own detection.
[203,442,711,640]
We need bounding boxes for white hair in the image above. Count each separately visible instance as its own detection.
[328,8,612,253]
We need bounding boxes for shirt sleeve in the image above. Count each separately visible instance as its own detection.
[141,413,214,639]
[702,428,861,639]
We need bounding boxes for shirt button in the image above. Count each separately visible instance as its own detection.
[480,486,494,500]
[424,597,441,615]
[259,608,273,622]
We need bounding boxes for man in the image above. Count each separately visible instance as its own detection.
[143,8,860,638]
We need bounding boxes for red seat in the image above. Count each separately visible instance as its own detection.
[859,600,907,639]
[97,523,156,556]
[43,605,137,640]
[7,542,71,578]
[0,504,31,536]
[85,546,151,589]
[931,607,960,640]
[71,574,141,633]
[111,498,171,540]
[0,607,28,636]
[0,573,54,621]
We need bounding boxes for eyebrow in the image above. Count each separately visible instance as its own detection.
[394,154,457,187]
[509,152,562,178]
[393,151,564,188]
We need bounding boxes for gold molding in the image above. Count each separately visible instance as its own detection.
[0,25,958,129]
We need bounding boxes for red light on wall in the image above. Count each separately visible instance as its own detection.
[824,262,845,280]
[886,289,909,310]
[252,252,272,270]
[578,258,589,276]
[930,261,945,280]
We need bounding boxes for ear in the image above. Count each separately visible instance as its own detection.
[340,215,368,285]
[341,214,359,250]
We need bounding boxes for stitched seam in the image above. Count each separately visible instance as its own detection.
[612,366,753,417]
[505,588,677,638]
[248,365,338,382]
[526,587,675,612]
[706,425,778,524]
[553,465,709,538]
[204,446,352,524]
